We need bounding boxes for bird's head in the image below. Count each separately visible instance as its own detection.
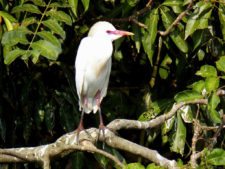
[88,21,134,41]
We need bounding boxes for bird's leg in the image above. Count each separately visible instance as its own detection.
[98,108,107,149]
[75,109,85,144]
[98,108,105,134]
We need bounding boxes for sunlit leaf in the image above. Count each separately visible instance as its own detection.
[37,31,61,47]
[216,56,225,73]
[30,49,41,64]
[146,163,165,169]
[142,8,159,65]
[218,5,225,40]
[46,10,72,26]
[196,65,217,78]
[4,48,26,65]
[11,4,42,14]
[0,11,17,22]
[132,24,141,53]
[161,116,175,144]
[163,0,183,14]
[2,17,13,31]
[160,6,188,53]
[31,40,62,60]
[174,90,203,103]
[32,0,46,6]
[208,92,221,124]
[68,0,78,17]
[126,163,145,169]
[42,19,66,39]
[179,105,193,123]
[197,49,205,61]
[205,77,219,92]
[206,148,225,166]
[1,28,30,46]
[189,80,205,93]
[81,0,90,12]
[170,113,186,155]
[21,17,37,27]
[185,1,212,39]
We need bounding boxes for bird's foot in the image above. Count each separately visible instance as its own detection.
[98,124,108,149]
[75,124,84,144]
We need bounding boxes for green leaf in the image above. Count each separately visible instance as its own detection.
[146,163,165,169]
[196,65,217,78]
[94,154,109,168]
[81,0,90,12]
[21,17,37,27]
[68,0,78,17]
[0,11,17,22]
[161,116,175,144]
[179,105,193,123]
[185,1,212,39]
[1,28,30,46]
[132,24,141,53]
[163,0,183,7]
[126,163,145,169]
[159,54,172,79]
[31,40,62,60]
[30,50,41,64]
[205,77,219,92]
[192,30,205,50]
[139,99,173,121]
[218,5,225,40]
[163,0,183,14]
[4,48,26,65]
[37,31,61,47]
[170,113,186,155]
[46,10,72,26]
[216,56,225,73]
[142,8,159,65]
[189,80,205,93]
[170,113,187,155]
[208,92,221,124]
[174,90,203,103]
[42,19,65,39]
[32,0,46,6]
[11,4,42,14]
[197,49,205,61]
[206,148,225,166]
[160,6,188,53]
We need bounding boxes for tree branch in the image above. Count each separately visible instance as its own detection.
[0,97,222,169]
[158,0,193,36]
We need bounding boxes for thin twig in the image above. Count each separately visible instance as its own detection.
[100,0,153,28]
[158,0,193,36]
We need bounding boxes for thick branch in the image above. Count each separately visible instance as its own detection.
[107,99,207,131]
[0,98,217,169]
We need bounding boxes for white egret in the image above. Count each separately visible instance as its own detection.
[75,21,133,139]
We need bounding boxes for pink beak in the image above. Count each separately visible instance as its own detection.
[107,30,134,36]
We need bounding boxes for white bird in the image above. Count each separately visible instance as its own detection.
[75,21,133,138]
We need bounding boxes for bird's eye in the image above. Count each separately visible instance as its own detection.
[106,30,114,35]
